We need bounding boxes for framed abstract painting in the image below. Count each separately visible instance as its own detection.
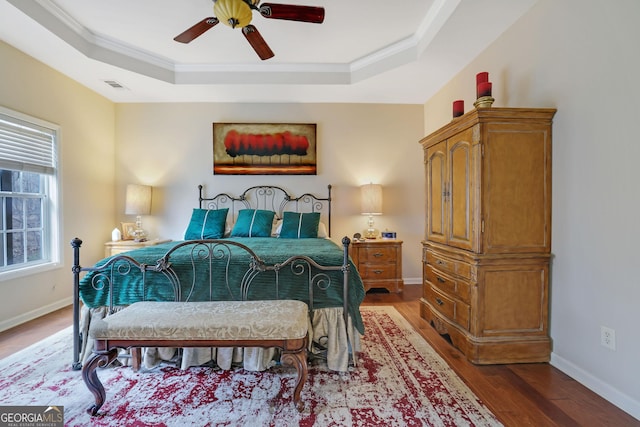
[213,123,317,175]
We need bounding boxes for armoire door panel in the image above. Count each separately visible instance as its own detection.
[483,126,551,253]
[447,131,474,251]
[480,267,548,335]
[426,142,447,243]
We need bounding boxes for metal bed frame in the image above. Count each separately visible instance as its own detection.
[71,184,351,370]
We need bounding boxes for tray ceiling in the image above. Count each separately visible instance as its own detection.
[0,0,537,103]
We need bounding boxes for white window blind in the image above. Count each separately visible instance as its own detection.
[0,112,56,175]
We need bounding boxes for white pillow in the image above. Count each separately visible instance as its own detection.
[317,221,328,238]
[271,219,283,237]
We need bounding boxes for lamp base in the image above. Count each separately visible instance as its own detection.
[133,215,148,242]
[364,214,380,239]
[364,227,379,239]
[132,229,148,242]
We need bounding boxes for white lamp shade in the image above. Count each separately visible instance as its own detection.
[125,184,152,215]
[361,183,383,215]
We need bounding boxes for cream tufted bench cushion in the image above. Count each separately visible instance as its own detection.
[83,299,309,416]
[90,300,309,341]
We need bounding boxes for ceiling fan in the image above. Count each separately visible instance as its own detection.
[174,0,325,60]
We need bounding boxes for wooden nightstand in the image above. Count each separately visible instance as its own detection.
[350,239,403,293]
[104,239,172,257]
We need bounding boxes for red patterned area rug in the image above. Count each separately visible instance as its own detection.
[0,306,502,426]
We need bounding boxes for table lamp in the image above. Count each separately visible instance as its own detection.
[361,183,383,239]
[125,184,151,242]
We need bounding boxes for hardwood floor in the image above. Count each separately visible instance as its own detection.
[1,286,638,426]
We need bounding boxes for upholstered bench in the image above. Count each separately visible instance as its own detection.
[82,300,309,415]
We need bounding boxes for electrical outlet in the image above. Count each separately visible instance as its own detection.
[601,326,616,350]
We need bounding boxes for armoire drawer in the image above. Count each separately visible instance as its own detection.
[425,286,470,331]
[425,251,471,280]
[425,265,470,303]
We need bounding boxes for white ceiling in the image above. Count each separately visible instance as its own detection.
[0,0,536,104]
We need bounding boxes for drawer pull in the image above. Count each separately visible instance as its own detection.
[436,260,445,265]
[373,270,383,275]
[435,298,444,306]
[437,277,445,283]
[373,253,383,258]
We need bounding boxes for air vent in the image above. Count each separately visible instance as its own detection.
[103,80,127,89]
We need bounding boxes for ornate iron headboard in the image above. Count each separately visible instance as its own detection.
[198,184,332,236]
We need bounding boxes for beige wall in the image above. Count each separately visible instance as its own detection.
[424,0,640,418]
[0,41,115,330]
[114,103,425,282]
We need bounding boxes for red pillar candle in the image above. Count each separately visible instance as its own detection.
[452,100,464,118]
[478,81,492,97]
[476,72,489,85]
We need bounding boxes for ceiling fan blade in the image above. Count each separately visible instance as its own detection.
[174,17,220,43]
[259,3,325,24]
[242,25,275,60]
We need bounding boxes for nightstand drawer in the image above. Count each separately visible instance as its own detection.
[425,265,470,303]
[358,246,396,264]
[358,263,397,280]
[425,286,470,331]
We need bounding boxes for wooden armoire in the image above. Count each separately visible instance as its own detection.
[419,107,556,364]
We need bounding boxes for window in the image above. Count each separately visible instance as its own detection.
[0,107,59,277]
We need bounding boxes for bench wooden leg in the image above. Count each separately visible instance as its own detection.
[131,348,142,371]
[281,349,308,412]
[82,348,118,416]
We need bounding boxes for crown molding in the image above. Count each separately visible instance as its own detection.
[8,0,461,86]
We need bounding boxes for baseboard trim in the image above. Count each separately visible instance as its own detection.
[403,277,422,285]
[0,297,73,333]
[550,352,640,421]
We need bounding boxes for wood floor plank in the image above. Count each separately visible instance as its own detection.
[0,306,72,359]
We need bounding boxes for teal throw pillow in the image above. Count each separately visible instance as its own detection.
[184,208,228,239]
[231,209,275,237]
[279,212,321,238]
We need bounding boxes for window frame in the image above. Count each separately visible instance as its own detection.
[0,106,61,280]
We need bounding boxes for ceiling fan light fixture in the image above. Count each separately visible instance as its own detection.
[214,0,253,28]
[177,0,325,60]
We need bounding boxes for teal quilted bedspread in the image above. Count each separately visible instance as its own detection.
[79,238,365,334]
